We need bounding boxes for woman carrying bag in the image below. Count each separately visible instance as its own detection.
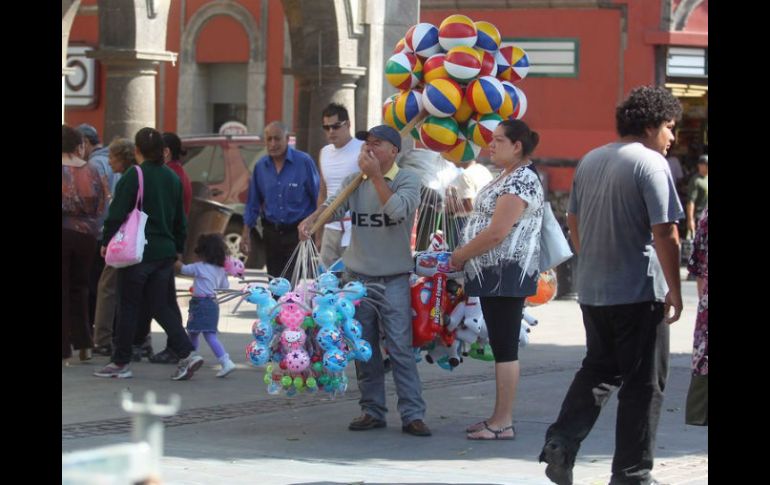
[94,127,203,380]
[450,119,544,440]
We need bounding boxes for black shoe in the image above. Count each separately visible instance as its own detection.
[401,419,432,437]
[131,345,143,362]
[540,439,574,485]
[149,348,180,364]
[140,340,154,358]
[348,414,386,431]
[93,345,112,357]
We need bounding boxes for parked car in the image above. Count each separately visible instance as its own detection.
[180,134,295,269]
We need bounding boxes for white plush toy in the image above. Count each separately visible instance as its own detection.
[424,337,462,369]
[447,296,488,345]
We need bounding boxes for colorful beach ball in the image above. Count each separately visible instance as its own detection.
[444,46,481,83]
[386,52,423,90]
[393,37,409,54]
[474,21,501,52]
[393,89,423,140]
[496,45,530,82]
[453,93,474,124]
[423,78,463,117]
[476,49,498,77]
[469,112,503,148]
[420,116,459,152]
[423,54,450,83]
[466,76,506,114]
[382,93,400,129]
[405,23,441,59]
[499,81,526,120]
[442,131,481,163]
[438,14,478,51]
[512,85,528,119]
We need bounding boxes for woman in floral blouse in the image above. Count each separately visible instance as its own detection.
[451,119,544,440]
[686,205,708,425]
[62,124,109,362]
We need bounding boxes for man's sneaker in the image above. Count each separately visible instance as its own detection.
[149,348,180,364]
[172,354,204,381]
[140,337,154,358]
[94,362,132,379]
[93,344,112,356]
[540,438,574,485]
[216,359,236,378]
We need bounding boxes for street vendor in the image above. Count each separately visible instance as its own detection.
[299,124,431,437]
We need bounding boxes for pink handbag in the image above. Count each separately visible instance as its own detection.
[105,166,148,268]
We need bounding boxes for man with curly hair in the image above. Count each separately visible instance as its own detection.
[539,86,684,485]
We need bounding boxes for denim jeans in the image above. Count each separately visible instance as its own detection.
[344,271,426,425]
[545,301,669,485]
[113,258,193,365]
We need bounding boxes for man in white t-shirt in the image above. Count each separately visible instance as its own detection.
[317,103,364,269]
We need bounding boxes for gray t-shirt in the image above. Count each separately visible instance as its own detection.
[325,166,420,277]
[568,142,684,305]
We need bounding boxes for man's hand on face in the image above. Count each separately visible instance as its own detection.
[358,147,381,179]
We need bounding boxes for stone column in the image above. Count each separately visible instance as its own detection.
[62,0,81,123]
[88,0,176,141]
[293,67,366,158]
[88,53,175,141]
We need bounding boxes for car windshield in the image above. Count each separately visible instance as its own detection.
[182,145,225,184]
[240,146,267,172]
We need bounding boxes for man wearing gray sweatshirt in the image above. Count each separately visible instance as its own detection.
[299,125,431,437]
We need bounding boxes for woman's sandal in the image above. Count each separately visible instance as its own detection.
[466,424,515,440]
[465,420,489,433]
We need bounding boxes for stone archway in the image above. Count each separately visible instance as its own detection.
[177,1,265,135]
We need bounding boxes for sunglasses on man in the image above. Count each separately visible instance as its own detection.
[322,121,347,131]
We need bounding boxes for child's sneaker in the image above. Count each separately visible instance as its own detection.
[216,358,236,378]
[172,353,204,381]
[94,362,132,379]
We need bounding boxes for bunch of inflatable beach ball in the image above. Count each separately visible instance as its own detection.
[384,15,529,162]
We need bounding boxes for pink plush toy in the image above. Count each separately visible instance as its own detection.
[224,256,245,277]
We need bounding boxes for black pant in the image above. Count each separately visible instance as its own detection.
[260,222,300,279]
[62,229,96,358]
[113,258,193,365]
[480,296,525,362]
[545,302,669,485]
[88,241,105,334]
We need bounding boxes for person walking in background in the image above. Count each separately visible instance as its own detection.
[539,86,683,485]
[450,120,544,440]
[176,233,236,377]
[241,121,319,278]
[685,206,708,426]
[62,125,109,362]
[686,154,708,239]
[299,125,431,437]
[92,138,137,356]
[77,123,116,353]
[95,127,202,380]
[137,132,194,364]
[316,103,363,270]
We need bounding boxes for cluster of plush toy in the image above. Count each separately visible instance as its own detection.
[243,274,375,397]
[410,233,540,371]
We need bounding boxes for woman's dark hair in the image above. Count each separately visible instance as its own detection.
[162,132,186,160]
[62,124,83,154]
[616,85,683,137]
[499,119,540,157]
[135,127,164,162]
[194,233,227,266]
[321,103,349,122]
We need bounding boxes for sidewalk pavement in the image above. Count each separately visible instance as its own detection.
[62,268,707,484]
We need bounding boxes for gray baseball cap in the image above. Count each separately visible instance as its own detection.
[355,124,401,152]
[698,154,708,165]
[76,123,100,145]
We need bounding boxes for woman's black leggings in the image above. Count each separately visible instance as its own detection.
[480,296,526,362]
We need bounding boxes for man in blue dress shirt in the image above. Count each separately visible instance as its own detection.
[240,121,320,278]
